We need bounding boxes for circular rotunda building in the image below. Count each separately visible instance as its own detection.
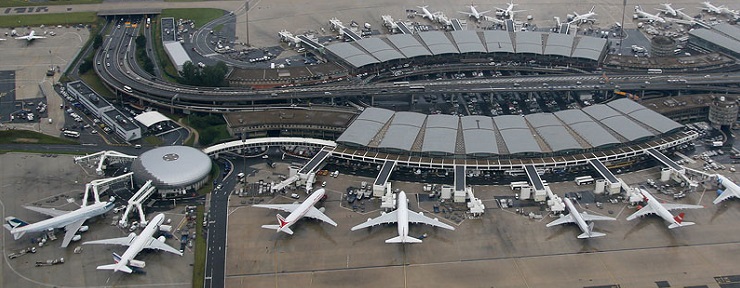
[131,146,212,197]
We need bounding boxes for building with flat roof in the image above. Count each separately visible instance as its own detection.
[688,23,740,58]
[66,81,141,141]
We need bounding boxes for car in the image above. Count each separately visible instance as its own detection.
[215,184,222,190]
[91,130,97,134]
[321,181,327,187]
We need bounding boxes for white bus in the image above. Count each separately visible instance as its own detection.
[510,181,529,190]
[123,86,132,93]
[574,176,594,185]
[63,130,80,138]
[647,68,663,74]
[409,85,425,90]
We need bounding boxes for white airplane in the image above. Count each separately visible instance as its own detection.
[459,4,491,21]
[700,1,725,14]
[495,0,525,19]
[253,188,337,235]
[626,189,703,229]
[15,30,47,42]
[569,6,598,25]
[656,3,682,17]
[417,6,437,20]
[351,191,454,244]
[83,213,182,273]
[546,197,616,238]
[714,174,740,204]
[634,5,667,23]
[4,197,115,247]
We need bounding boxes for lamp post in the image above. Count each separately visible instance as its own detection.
[245,0,250,47]
[171,93,179,114]
[619,0,627,55]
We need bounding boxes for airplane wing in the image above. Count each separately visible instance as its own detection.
[580,212,617,222]
[83,234,136,246]
[253,203,301,214]
[61,219,86,247]
[304,207,338,226]
[661,203,703,211]
[145,237,184,256]
[351,210,398,231]
[458,11,474,16]
[545,214,575,227]
[479,10,492,14]
[714,189,740,204]
[407,210,455,230]
[24,206,69,217]
[626,204,658,221]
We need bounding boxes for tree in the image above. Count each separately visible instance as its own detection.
[79,60,93,74]
[135,35,146,48]
[92,34,103,50]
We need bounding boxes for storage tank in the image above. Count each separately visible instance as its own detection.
[650,35,676,57]
[708,96,738,128]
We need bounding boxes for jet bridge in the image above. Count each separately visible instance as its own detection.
[559,23,570,34]
[74,151,138,176]
[396,21,414,34]
[298,148,332,175]
[451,19,464,31]
[83,172,134,204]
[341,27,362,41]
[373,160,396,197]
[588,159,622,194]
[524,165,548,202]
[297,35,324,51]
[454,166,466,202]
[119,180,156,227]
[647,149,696,186]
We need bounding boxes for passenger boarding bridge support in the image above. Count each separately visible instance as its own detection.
[373,160,396,197]
[74,151,138,176]
[451,19,465,31]
[524,165,564,212]
[454,166,467,203]
[588,159,623,195]
[83,172,134,204]
[119,180,156,228]
[396,21,413,34]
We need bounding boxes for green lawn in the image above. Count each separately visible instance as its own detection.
[0,0,102,8]
[142,135,164,146]
[192,205,207,288]
[0,130,77,145]
[79,69,115,99]
[161,8,225,28]
[0,11,98,27]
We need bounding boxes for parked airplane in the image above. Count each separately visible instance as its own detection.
[546,197,616,238]
[351,191,454,243]
[83,213,182,273]
[417,6,437,20]
[4,197,116,247]
[459,4,491,21]
[569,6,597,24]
[15,30,47,42]
[253,188,337,235]
[634,5,667,23]
[656,3,682,17]
[714,174,740,204]
[626,189,703,229]
[495,0,525,19]
[700,1,725,14]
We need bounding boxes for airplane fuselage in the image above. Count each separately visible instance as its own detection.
[640,190,680,225]
[282,189,325,230]
[563,198,590,234]
[117,214,165,268]
[11,201,114,236]
[396,192,410,239]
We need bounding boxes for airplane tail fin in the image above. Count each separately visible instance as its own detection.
[668,221,695,229]
[97,263,133,273]
[5,217,29,228]
[675,212,685,224]
[385,235,423,244]
[261,225,294,235]
[590,5,596,13]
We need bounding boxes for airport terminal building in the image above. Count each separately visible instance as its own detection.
[130,146,212,197]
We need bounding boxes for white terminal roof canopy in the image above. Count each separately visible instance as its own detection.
[337,99,681,156]
[135,111,172,128]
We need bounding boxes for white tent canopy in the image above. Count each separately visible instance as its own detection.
[134,111,171,128]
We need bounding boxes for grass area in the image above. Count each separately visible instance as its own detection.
[0,0,102,8]
[0,149,84,155]
[0,11,98,27]
[192,205,207,288]
[213,23,224,33]
[0,130,77,145]
[79,69,116,99]
[161,8,225,28]
[143,135,164,146]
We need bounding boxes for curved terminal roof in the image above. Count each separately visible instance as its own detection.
[336,99,680,156]
[355,38,405,62]
[131,146,212,188]
[327,30,607,68]
[461,116,498,155]
[483,31,515,53]
[450,31,486,53]
[418,31,459,55]
[514,32,544,54]
[336,107,394,146]
[134,111,171,128]
[386,34,432,58]
[379,112,426,151]
[544,33,575,57]
[325,42,378,68]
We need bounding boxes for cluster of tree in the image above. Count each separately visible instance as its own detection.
[188,113,229,146]
[178,61,228,87]
[135,35,155,75]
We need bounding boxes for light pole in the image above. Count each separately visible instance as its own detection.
[245,0,250,47]
[619,0,627,55]
[171,93,179,114]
